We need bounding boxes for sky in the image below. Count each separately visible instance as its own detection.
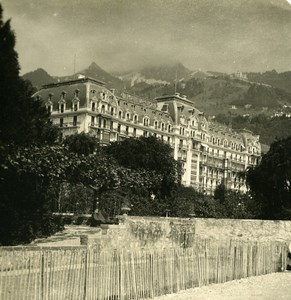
[2,0,291,76]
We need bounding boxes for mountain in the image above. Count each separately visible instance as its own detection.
[23,62,124,91]
[23,68,56,89]
[56,62,124,90]
[119,62,193,87]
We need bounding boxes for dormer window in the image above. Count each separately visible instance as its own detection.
[73,103,78,111]
[60,103,65,113]
[143,117,149,126]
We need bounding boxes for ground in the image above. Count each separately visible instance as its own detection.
[30,225,100,246]
[153,272,291,300]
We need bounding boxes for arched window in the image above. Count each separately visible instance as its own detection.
[168,125,171,132]
[118,111,122,119]
[101,105,105,114]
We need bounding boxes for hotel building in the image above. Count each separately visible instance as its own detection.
[33,77,261,194]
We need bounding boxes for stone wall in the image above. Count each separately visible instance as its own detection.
[81,215,291,249]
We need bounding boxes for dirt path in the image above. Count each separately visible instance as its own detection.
[153,272,291,300]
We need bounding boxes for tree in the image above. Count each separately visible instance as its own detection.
[0,4,58,145]
[246,136,291,219]
[105,136,182,198]
[64,132,98,156]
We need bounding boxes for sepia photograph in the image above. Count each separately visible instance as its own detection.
[1,0,291,299]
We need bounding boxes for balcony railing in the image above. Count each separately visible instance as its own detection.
[60,122,80,128]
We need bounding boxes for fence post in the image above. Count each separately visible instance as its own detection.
[83,248,88,300]
[41,251,44,300]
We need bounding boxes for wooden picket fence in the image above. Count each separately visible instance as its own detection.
[0,239,287,300]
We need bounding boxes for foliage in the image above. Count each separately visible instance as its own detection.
[246,136,291,219]
[169,186,222,218]
[105,136,182,199]
[64,132,99,156]
[213,184,260,219]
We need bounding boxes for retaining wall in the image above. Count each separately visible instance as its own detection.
[81,216,291,249]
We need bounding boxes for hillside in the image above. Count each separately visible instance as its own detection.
[24,63,291,117]
[247,70,291,93]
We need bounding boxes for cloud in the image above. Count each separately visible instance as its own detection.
[2,0,291,75]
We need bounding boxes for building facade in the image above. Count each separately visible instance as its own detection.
[34,77,261,194]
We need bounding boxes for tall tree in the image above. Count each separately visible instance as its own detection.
[246,136,291,219]
[0,4,58,145]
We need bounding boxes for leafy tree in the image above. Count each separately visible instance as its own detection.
[246,136,291,219]
[105,136,182,198]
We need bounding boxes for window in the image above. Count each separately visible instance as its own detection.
[60,104,64,113]
[125,126,129,135]
[91,116,95,125]
[134,115,138,123]
[143,118,149,126]
[103,119,107,128]
[92,102,96,111]
[111,107,114,115]
[119,111,122,119]
[168,125,171,132]
[101,105,105,114]
[60,118,63,127]
[74,103,78,111]
[73,116,77,126]
[47,105,52,113]
[126,113,130,121]
[117,124,121,133]
[154,121,158,129]
[133,128,136,137]
[167,136,171,143]
[110,121,113,130]
[161,123,165,131]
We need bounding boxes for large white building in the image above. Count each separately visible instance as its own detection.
[34,77,261,194]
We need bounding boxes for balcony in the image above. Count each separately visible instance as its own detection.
[60,122,80,128]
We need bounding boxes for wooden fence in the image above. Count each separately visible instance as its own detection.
[0,239,287,300]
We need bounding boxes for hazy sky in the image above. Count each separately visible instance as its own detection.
[2,0,291,76]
